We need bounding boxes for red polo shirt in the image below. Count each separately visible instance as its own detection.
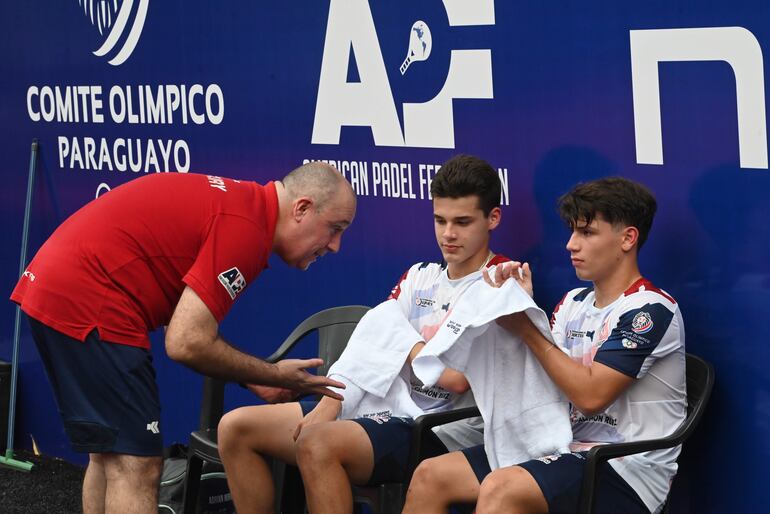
[11,173,278,349]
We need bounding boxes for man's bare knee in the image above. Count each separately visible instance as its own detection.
[295,425,335,468]
[217,409,249,453]
[479,466,544,513]
[102,454,162,486]
[409,458,447,497]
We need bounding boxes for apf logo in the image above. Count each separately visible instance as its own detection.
[312,0,495,149]
[77,0,150,66]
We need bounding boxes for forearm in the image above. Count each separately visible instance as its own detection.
[313,396,343,420]
[498,314,602,412]
[409,341,469,394]
[436,368,470,394]
[170,333,283,385]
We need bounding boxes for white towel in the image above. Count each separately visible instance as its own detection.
[413,278,573,469]
[326,299,426,420]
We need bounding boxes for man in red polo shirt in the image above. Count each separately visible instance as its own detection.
[11,162,356,514]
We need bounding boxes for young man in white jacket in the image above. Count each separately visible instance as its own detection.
[217,155,510,514]
[402,177,686,514]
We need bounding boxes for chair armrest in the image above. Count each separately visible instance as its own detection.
[578,430,686,514]
[405,406,481,480]
[413,406,481,433]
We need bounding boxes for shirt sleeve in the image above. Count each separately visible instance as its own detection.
[183,214,268,322]
[594,301,679,379]
[550,291,571,348]
[387,265,417,317]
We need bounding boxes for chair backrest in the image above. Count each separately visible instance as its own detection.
[682,352,715,438]
[265,305,371,375]
[577,352,714,514]
[198,305,370,430]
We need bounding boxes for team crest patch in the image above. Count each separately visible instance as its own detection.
[631,311,654,334]
[218,267,246,299]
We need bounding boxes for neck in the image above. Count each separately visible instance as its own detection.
[592,261,642,308]
[447,247,493,280]
[272,182,291,253]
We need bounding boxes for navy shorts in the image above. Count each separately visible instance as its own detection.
[461,445,649,514]
[28,317,163,456]
[299,402,447,485]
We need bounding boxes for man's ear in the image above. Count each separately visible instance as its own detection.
[487,207,502,231]
[292,197,313,222]
[621,226,639,252]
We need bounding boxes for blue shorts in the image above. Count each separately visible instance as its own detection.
[461,445,648,514]
[28,317,163,456]
[299,401,447,485]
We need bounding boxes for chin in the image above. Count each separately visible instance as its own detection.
[574,269,593,282]
[442,252,461,263]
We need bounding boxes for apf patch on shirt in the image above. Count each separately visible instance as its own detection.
[218,266,246,299]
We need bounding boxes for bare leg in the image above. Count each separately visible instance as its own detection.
[402,451,481,514]
[295,420,375,514]
[83,453,107,514]
[101,453,162,514]
[218,402,305,514]
[476,465,549,514]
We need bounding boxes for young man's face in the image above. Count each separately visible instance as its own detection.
[433,195,500,277]
[565,215,630,282]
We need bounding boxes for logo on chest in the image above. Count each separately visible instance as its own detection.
[415,297,436,308]
[567,329,594,340]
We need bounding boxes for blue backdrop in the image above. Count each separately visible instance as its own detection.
[2,1,769,511]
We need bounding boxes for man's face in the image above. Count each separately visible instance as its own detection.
[433,195,499,275]
[565,215,629,282]
[286,188,356,270]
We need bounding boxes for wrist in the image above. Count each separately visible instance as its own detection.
[318,396,342,416]
[408,341,426,363]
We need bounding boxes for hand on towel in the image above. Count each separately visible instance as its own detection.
[483,261,533,297]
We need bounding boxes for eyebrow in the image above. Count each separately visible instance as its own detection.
[433,215,474,221]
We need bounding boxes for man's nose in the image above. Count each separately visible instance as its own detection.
[327,232,342,253]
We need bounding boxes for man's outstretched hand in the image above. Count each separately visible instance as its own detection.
[274,358,346,401]
[244,384,298,403]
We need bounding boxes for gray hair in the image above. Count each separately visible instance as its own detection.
[282,162,350,210]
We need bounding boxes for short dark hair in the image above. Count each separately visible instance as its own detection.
[558,177,657,250]
[431,155,501,216]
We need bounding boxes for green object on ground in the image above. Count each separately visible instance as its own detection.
[0,449,34,472]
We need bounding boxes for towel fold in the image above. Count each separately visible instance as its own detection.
[413,279,572,469]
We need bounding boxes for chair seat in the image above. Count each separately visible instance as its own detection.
[189,428,221,463]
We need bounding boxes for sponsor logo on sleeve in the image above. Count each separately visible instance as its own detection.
[622,338,638,349]
[218,267,246,300]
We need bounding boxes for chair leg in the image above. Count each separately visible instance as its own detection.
[182,454,203,514]
[280,464,307,514]
[378,483,405,514]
